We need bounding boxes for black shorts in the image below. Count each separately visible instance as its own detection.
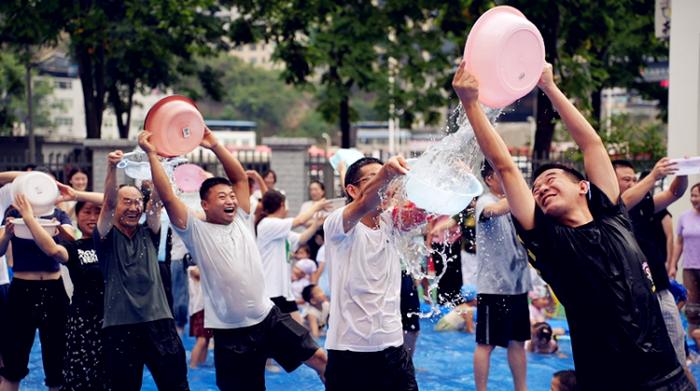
[325,346,418,391]
[213,305,319,391]
[0,278,68,387]
[270,296,299,313]
[400,272,420,332]
[476,293,530,348]
[102,318,189,391]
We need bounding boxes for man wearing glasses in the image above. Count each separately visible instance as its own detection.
[94,150,189,390]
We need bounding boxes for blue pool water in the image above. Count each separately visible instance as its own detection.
[17,318,700,390]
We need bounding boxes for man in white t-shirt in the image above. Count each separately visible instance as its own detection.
[323,156,418,390]
[139,130,326,390]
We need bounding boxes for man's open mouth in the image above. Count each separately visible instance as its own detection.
[224,207,235,213]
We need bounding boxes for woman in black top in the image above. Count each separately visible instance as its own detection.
[13,195,108,391]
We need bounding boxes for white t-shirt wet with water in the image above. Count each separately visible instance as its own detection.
[323,207,403,352]
[173,209,273,329]
[256,217,300,301]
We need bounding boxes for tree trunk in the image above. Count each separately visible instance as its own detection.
[76,42,106,139]
[110,82,135,139]
[340,94,351,148]
[531,2,560,165]
[591,88,602,131]
[24,48,35,163]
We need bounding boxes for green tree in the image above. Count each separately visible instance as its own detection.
[65,0,230,139]
[232,0,487,148]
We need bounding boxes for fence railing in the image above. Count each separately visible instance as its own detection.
[0,150,92,185]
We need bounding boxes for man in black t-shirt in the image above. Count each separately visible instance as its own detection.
[452,61,691,390]
[613,159,692,383]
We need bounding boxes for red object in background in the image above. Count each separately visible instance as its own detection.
[660,79,669,88]
[392,201,428,231]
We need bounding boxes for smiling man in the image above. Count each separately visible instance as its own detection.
[140,129,326,391]
[453,62,690,390]
[94,150,189,391]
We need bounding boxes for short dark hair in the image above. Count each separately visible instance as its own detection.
[344,157,383,202]
[262,169,277,183]
[480,160,494,181]
[309,179,325,192]
[67,166,89,181]
[692,182,700,194]
[532,163,586,185]
[552,370,578,391]
[199,177,233,200]
[75,201,100,216]
[302,284,316,303]
[611,159,635,170]
[255,190,287,234]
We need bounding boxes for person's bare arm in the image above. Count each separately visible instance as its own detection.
[311,262,324,284]
[96,150,123,237]
[13,194,69,262]
[56,181,104,205]
[0,222,13,257]
[0,171,23,185]
[669,234,683,279]
[480,198,510,219]
[621,158,677,209]
[138,131,190,230]
[453,61,536,230]
[653,176,688,213]
[430,217,457,236]
[298,218,324,244]
[293,199,331,228]
[341,156,409,233]
[247,170,268,196]
[661,214,674,275]
[307,314,320,338]
[538,63,618,202]
[200,128,251,214]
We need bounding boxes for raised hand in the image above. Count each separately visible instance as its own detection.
[452,61,480,105]
[107,150,124,168]
[138,131,158,154]
[537,62,555,91]
[385,155,410,178]
[199,127,219,150]
[4,217,15,237]
[650,157,678,180]
[13,193,34,218]
[56,181,77,203]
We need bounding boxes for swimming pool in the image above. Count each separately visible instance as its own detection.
[19,318,700,390]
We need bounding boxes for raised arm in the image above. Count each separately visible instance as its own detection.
[200,128,250,214]
[0,171,23,185]
[293,199,331,228]
[247,170,268,196]
[538,64,618,201]
[56,181,104,205]
[620,157,680,209]
[480,198,510,219]
[96,150,123,237]
[138,131,190,230]
[452,61,536,230]
[297,217,324,244]
[13,194,69,263]
[341,156,408,233]
[654,175,688,213]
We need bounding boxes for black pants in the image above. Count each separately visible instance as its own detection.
[0,278,68,387]
[325,346,419,391]
[431,241,464,305]
[213,306,319,391]
[102,318,189,391]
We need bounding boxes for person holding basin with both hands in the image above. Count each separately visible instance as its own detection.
[452,61,691,390]
[138,127,327,391]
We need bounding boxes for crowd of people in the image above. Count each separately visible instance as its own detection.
[0,62,697,391]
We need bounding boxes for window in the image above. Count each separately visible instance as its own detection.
[55,117,73,126]
[54,80,72,89]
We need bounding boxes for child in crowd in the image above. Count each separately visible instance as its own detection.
[551,370,578,391]
[529,286,551,324]
[525,322,558,354]
[187,265,212,368]
[434,284,477,333]
[291,245,318,304]
[302,284,330,339]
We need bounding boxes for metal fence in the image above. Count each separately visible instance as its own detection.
[184,149,270,177]
[0,149,92,185]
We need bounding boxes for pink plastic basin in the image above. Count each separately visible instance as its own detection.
[173,164,208,193]
[464,6,545,108]
[145,95,205,158]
